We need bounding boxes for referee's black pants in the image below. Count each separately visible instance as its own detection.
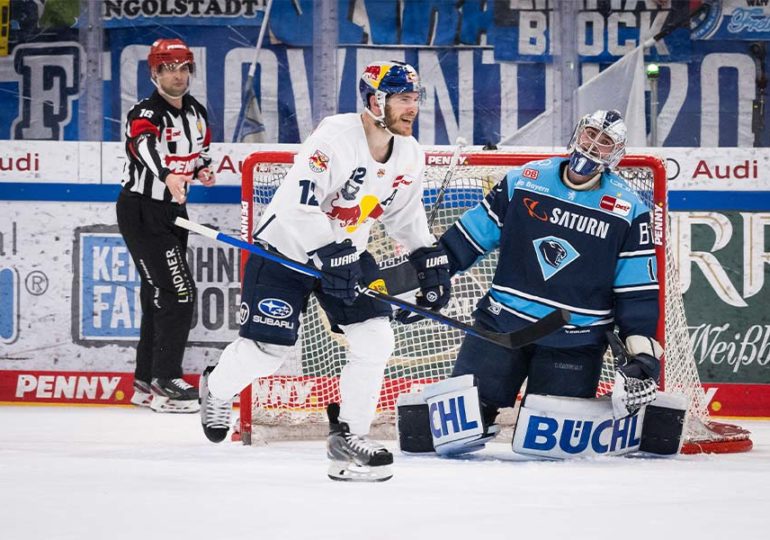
[116,190,196,382]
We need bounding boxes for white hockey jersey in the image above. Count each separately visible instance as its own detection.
[256,113,435,262]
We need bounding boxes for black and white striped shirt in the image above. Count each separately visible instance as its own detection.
[121,91,212,203]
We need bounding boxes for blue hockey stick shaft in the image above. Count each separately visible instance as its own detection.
[174,217,569,350]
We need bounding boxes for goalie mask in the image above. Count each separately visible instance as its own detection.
[359,61,425,131]
[567,109,627,177]
[148,38,195,97]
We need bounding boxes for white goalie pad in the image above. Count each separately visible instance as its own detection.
[397,375,497,456]
[423,375,486,455]
[513,392,689,459]
[513,394,644,459]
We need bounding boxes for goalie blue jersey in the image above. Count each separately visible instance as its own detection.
[440,157,660,348]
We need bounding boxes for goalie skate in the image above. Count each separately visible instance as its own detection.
[326,404,393,482]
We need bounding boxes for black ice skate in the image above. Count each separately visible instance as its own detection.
[130,379,152,408]
[199,365,232,443]
[326,403,393,482]
[150,377,200,413]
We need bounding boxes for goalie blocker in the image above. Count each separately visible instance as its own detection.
[397,376,688,458]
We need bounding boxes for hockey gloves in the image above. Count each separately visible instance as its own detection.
[316,240,363,305]
[408,244,451,311]
[607,332,661,418]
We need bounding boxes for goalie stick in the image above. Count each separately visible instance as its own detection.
[175,217,569,350]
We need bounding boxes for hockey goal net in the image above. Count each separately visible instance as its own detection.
[238,147,752,454]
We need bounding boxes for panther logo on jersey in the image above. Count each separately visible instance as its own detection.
[539,240,567,268]
[533,236,580,281]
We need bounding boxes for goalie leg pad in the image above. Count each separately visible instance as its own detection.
[396,375,499,456]
[639,391,688,456]
[513,394,644,459]
[396,392,435,454]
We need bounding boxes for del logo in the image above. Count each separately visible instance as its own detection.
[600,195,631,217]
[74,229,141,341]
[257,298,293,319]
[309,150,329,173]
[164,127,182,142]
[16,374,123,401]
[522,168,539,180]
[0,268,20,344]
[521,413,641,455]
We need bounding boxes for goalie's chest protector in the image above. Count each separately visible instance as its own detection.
[494,159,637,312]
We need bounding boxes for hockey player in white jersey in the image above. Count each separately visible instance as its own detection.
[200,61,451,481]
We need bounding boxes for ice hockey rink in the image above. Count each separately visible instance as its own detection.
[1,406,768,540]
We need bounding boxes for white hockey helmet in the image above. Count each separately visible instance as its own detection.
[567,109,627,177]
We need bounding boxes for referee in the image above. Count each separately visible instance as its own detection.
[116,38,215,413]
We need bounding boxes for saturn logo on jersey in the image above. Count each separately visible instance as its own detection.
[309,150,329,173]
[523,198,548,221]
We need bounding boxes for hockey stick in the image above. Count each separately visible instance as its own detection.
[232,0,274,143]
[426,137,467,229]
[382,139,468,299]
[174,217,569,350]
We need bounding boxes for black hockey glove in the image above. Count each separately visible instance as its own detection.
[408,244,451,311]
[607,331,660,417]
[316,240,363,305]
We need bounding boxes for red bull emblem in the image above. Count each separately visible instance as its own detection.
[363,65,382,81]
[326,194,384,232]
[308,149,329,173]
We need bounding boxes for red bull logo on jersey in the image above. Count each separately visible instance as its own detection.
[308,149,329,173]
[327,194,384,232]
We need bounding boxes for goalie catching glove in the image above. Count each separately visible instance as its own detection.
[315,239,363,305]
[608,332,663,418]
[408,244,451,310]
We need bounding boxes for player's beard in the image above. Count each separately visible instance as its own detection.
[384,106,416,136]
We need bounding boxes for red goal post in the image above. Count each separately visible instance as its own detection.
[237,147,752,454]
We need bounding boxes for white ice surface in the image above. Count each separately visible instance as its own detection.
[1,406,769,540]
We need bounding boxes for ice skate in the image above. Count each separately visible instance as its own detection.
[199,366,232,443]
[150,378,200,413]
[130,379,152,407]
[326,403,393,482]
